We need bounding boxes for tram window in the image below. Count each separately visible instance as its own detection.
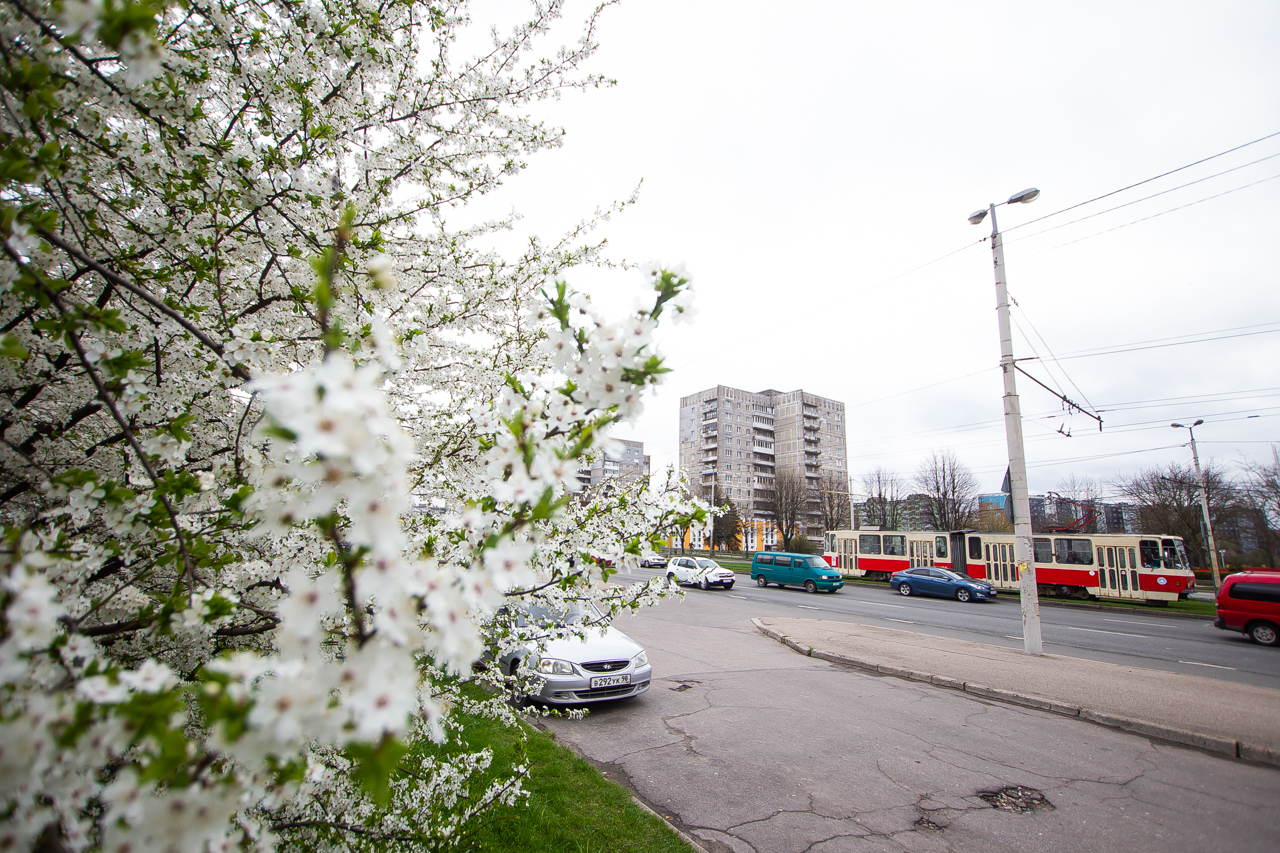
[1034,538,1052,563]
[969,537,983,560]
[1106,547,1116,569]
[1109,569,1117,588]
[935,536,948,558]
[1161,539,1181,570]
[1120,570,1128,591]
[1128,548,1137,571]
[1054,538,1094,565]
[1131,570,1139,591]
[1118,548,1127,569]
[985,543,993,580]
[1097,547,1104,567]
[859,535,881,555]
[883,535,906,556]
[1139,540,1161,569]
[1099,567,1107,589]
[1001,544,1009,583]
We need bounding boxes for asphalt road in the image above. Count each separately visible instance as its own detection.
[619,568,1280,690]
[540,584,1280,853]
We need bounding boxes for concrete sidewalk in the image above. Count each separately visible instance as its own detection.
[753,616,1280,768]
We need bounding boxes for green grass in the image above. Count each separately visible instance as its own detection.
[437,706,694,853]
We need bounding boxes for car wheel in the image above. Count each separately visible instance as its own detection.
[699,577,710,591]
[667,572,677,587]
[804,579,818,594]
[1249,621,1279,646]
[756,575,768,588]
[955,588,972,603]
[898,582,913,597]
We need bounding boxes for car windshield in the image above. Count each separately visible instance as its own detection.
[517,600,603,627]
[695,559,722,569]
[936,569,963,581]
[804,557,829,568]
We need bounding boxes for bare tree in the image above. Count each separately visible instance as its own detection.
[1240,447,1280,566]
[859,466,903,529]
[757,468,807,551]
[1110,462,1240,569]
[814,471,851,533]
[913,451,978,530]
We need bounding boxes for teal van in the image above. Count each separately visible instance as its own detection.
[752,552,844,593]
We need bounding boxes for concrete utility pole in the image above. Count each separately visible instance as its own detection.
[1172,420,1222,590]
[969,189,1043,656]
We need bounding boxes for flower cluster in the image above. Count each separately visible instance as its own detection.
[0,0,707,850]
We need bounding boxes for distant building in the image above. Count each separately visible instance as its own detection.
[577,439,650,488]
[677,385,848,549]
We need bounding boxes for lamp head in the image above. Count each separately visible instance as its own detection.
[1192,418,1204,427]
[1007,188,1040,204]
[1171,423,1184,429]
[967,209,988,225]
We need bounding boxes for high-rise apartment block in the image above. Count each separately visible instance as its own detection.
[577,439,650,488]
[678,386,848,548]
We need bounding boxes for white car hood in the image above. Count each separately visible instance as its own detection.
[538,625,642,663]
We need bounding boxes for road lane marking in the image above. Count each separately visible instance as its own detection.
[859,601,908,609]
[797,605,822,610]
[1005,636,1023,640]
[729,595,752,600]
[1179,660,1237,670]
[1104,618,1174,627]
[1065,626,1146,638]
[886,618,915,624]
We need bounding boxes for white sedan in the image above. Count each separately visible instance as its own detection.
[666,556,736,590]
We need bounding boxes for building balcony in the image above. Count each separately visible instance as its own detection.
[754,442,774,454]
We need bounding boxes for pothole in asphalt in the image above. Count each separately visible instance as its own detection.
[978,786,1054,813]
[914,815,945,831]
[668,680,701,692]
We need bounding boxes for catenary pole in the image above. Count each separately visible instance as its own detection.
[973,193,1043,656]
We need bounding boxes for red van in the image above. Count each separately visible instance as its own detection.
[1213,571,1280,646]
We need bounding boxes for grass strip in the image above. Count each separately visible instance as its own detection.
[444,707,695,853]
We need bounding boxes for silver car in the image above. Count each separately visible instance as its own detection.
[667,556,736,590]
[499,601,652,705]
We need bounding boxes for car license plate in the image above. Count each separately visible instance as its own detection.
[590,674,630,689]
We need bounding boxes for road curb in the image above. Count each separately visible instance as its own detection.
[751,618,1279,770]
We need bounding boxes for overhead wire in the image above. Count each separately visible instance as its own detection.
[1022,172,1280,257]
[1003,129,1280,232]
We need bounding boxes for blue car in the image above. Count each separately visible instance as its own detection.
[889,567,996,603]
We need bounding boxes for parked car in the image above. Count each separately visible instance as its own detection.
[1213,571,1280,646]
[752,552,844,593]
[639,554,669,568]
[497,600,653,704]
[667,556,736,590]
[889,567,996,603]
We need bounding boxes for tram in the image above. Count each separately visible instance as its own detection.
[823,528,1196,603]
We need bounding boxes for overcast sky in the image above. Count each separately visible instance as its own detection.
[465,1,1280,500]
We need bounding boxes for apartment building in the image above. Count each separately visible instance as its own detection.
[678,385,848,548]
[577,439,650,488]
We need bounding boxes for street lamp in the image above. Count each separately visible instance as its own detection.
[1171,419,1222,590]
[970,188,1043,656]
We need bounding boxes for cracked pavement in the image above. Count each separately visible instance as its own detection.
[537,593,1279,852]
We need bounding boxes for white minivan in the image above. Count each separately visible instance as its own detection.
[666,556,736,590]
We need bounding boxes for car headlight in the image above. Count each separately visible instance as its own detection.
[537,658,574,675]
[632,650,648,668]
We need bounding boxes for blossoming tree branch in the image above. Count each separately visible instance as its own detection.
[0,0,705,850]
